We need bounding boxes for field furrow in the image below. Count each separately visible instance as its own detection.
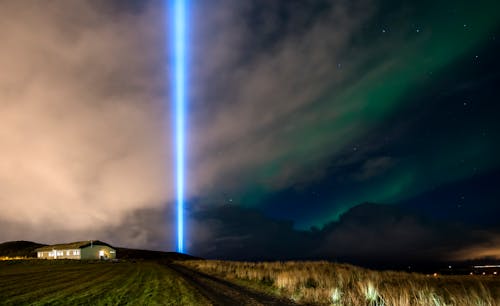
[0,260,209,305]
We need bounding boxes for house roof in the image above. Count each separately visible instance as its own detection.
[35,240,114,252]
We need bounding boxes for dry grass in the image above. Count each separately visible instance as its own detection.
[181,260,500,305]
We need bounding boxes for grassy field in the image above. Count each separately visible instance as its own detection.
[181,260,500,306]
[3,258,499,305]
[0,260,209,305]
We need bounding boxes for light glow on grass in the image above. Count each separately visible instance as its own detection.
[170,0,187,253]
[331,287,342,303]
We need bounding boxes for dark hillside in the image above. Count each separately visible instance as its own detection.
[0,241,46,258]
[115,247,200,261]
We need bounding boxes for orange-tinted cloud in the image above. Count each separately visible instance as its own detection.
[0,1,173,239]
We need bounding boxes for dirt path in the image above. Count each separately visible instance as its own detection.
[167,263,297,306]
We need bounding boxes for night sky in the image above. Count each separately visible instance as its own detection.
[0,0,499,265]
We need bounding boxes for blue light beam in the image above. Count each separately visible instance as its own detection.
[171,0,187,253]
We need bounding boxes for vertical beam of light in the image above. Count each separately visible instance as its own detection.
[171,0,187,253]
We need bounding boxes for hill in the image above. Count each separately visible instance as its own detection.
[115,247,199,261]
[0,241,47,258]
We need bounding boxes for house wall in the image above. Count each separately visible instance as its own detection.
[37,251,50,259]
[37,249,81,259]
[80,245,116,260]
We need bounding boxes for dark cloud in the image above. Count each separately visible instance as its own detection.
[187,205,316,261]
[316,203,495,263]
[3,197,497,265]
[350,156,396,181]
[185,202,499,264]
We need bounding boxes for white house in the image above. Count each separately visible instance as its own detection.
[35,241,116,260]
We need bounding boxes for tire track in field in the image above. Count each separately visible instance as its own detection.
[167,263,297,306]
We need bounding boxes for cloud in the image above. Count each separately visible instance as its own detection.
[450,237,500,261]
[315,203,493,262]
[2,0,496,257]
[0,205,174,250]
[0,1,172,231]
[187,0,376,196]
[187,204,316,260]
[3,193,497,265]
[186,202,500,263]
[350,156,395,181]
[0,0,379,243]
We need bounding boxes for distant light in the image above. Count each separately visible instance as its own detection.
[170,0,188,253]
[433,273,438,277]
[494,271,498,275]
[331,288,342,302]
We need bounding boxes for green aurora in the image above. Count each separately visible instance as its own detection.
[226,0,500,228]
